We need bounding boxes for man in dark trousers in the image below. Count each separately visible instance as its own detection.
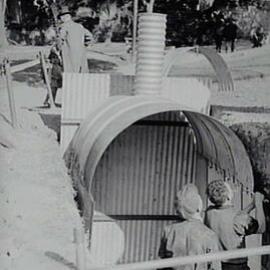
[223,18,238,53]
[212,10,225,53]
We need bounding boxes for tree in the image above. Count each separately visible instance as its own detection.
[92,0,132,43]
[0,0,8,48]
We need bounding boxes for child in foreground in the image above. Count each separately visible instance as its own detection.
[205,180,265,270]
[158,184,221,270]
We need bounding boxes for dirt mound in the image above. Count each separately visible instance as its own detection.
[0,110,93,270]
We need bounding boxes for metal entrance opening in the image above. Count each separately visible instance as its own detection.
[64,95,253,265]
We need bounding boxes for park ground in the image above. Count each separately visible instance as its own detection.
[0,41,270,270]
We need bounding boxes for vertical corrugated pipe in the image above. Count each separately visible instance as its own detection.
[134,13,167,96]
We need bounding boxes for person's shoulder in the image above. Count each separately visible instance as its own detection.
[190,221,219,245]
[196,222,219,242]
[71,21,84,29]
[165,221,191,234]
[202,223,218,236]
[162,222,183,237]
[207,205,235,212]
[206,205,217,212]
[206,205,236,220]
[167,221,186,229]
[234,212,259,235]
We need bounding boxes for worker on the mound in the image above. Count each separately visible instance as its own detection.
[58,6,93,73]
[158,184,221,270]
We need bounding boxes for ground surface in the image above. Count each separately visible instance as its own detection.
[0,41,269,269]
[0,62,92,269]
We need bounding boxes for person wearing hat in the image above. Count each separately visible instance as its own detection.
[58,6,93,72]
[158,184,221,270]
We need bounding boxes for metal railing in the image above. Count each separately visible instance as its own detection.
[90,246,270,270]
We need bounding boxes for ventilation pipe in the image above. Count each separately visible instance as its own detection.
[134,13,167,95]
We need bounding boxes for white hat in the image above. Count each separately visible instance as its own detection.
[176,184,203,220]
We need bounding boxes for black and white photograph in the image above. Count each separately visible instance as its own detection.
[0,0,270,269]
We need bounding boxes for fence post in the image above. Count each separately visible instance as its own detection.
[39,51,56,108]
[74,227,86,270]
[3,58,18,128]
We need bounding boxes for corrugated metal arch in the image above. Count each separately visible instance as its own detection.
[163,46,234,91]
[185,111,253,188]
[64,96,253,220]
[65,96,193,191]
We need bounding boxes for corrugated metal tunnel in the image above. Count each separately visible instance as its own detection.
[64,95,253,264]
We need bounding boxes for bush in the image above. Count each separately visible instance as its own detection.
[230,122,270,191]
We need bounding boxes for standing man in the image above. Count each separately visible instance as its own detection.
[212,10,225,53]
[58,6,93,73]
[223,18,238,53]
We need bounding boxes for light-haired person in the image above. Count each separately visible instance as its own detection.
[158,184,221,270]
[205,180,265,270]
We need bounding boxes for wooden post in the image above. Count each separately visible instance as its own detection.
[132,0,138,62]
[4,58,18,128]
[39,51,56,108]
[74,227,86,270]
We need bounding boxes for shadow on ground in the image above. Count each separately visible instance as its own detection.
[39,112,61,142]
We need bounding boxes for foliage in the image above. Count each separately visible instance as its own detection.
[92,0,132,42]
[151,0,213,46]
[1,0,270,46]
[230,123,270,191]
[236,4,270,38]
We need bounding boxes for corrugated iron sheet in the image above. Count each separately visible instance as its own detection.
[93,124,196,215]
[117,220,169,263]
[198,47,234,91]
[61,73,111,153]
[60,125,80,154]
[92,116,196,263]
[110,75,134,96]
[163,47,195,76]
[61,73,210,153]
[162,77,211,114]
[163,47,234,91]
[61,72,110,122]
[185,111,253,188]
[62,86,252,265]
[65,96,253,219]
[91,212,125,266]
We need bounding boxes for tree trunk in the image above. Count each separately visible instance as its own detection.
[0,0,8,49]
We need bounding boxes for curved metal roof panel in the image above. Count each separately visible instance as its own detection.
[185,111,253,189]
[65,96,253,193]
[163,46,234,92]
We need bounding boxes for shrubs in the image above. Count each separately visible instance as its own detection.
[230,122,270,190]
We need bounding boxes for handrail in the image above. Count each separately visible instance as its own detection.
[10,58,40,73]
[91,245,270,270]
[1,51,56,115]
[2,58,18,128]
